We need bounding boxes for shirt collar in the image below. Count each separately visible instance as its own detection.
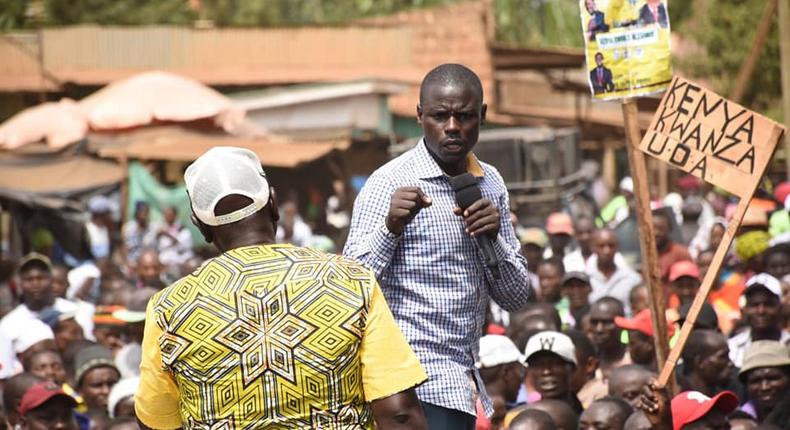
[412,138,485,179]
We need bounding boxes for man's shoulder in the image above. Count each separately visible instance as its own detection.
[0,305,28,328]
[728,329,750,346]
[477,160,507,189]
[368,146,422,180]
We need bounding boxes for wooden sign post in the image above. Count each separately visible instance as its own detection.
[634,76,787,387]
[621,98,674,392]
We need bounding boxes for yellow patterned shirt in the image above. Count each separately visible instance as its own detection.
[135,244,426,429]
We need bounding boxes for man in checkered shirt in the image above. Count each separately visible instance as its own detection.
[344,64,531,429]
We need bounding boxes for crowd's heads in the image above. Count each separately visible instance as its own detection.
[738,340,790,416]
[50,264,69,299]
[609,365,656,407]
[628,285,649,316]
[671,391,738,430]
[588,297,625,352]
[561,272,592,311]
[524,331,576,400]
[133,201,149,225]
[92,306,127,356]
[573,218,596,255]
[477,335,525,404]
[622,411,651,430]
[546,213,574,251]
[763,243,790,280]
[565,329,598,394]
[53,314,85,354]
[579,397,633,430]
[743,273,783,333]
[518,227,548,271]
[652,209,673,250]
[615,309,675,367]
[135,249,163,289]
[668,261,701,305]
[537,259,565,303]
[677,302,719,332]
[3,373,46,428]
[524,399,579,430]
[107,376,139,419]
[73,345,121,412]
[18,381,79,430]
[509,408,556,430]
[592,229,619,267]
[681,330,732,388]
[88,195,112,225]
[23,349,67,386]
[17,253,55,312]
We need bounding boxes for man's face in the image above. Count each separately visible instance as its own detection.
[586,0,597,13]
[653,216,670,250]
[93,326,126,356]
[50,267,68,299]
[522,244,544,273]
[527,352,572,399]
[589,303,622,349]
[672,276,701,304]
[697,252,714,280]
[745,367,789,410]
[744,290,781,332]
[595,54,604,66]
[537,264,562,303]
[593,231,618,266]
[29,351,67,385]
[136,253,162,286]
[765,252,790,280]
[549,234,572,252]
[561,279,592,310]
[579,403,620,430]
[575,220,595,253]
[23,397,78,430]
[609,370,651,407]
[54,319,84,353]
[20,267,54,310]
[80,367,119,410]
[628,330,655,366]
[417,83,485,172]
[698,337,733,386]
[135,205,149,224]
[683,409,729,430]
[164,207,178,225]
[504,363,526,403]
[630,286,649,315]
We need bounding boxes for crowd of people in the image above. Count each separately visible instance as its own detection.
[0,62,787,430]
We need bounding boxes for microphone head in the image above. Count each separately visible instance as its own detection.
[450,173,482,209]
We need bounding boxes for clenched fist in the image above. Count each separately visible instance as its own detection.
[386,187,432,236]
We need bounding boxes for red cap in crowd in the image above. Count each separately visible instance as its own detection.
[614,308,676,337]
[18,381,77,416]
[546,213,574,235]
[671,391,738,430]
[668,261,700,283]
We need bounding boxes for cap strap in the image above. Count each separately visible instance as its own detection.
[214,201,266,225]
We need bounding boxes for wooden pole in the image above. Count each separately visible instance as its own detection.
[780,0,790,178]
[621,98,675,392]
[730,0,778,103]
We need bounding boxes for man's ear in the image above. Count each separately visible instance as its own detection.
[190,213,213,244]
[480,103,488,126]
[416,104,423,126]
[269,187,280,224]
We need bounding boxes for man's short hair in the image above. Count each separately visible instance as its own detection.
[593,296,626,316]
[419,63,483,106]
[565,329,598,360]
[538,258,565,276]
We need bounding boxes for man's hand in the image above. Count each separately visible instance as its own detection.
[386,187,432,236]
[636,380,672,430]
[453,198,500,238]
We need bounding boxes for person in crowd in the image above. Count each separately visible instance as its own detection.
[697,248,744,335]
[579,396,633,430]
[600,177,633,228]
[51,265,70,299]
[727,410,758,430]
[609,365,656,407]
[763,243,790,280]
[508,303,562,351]
[276,199,313,246]
[133,249,166,290]
[343,64,529,428]
[637,386,738,430]
[155,206,194,269]
[566,329,606,408]
[587,297,631,379]
[622,411,651,430]
[53,314,86,355]
[537,259,567,315]
[586,229,641,313]
[629,285,649,316]
[85,195,113,262]
[122,201,155,265]
[738,340,790,425]
[677,330,735,396]
[3,373,47,429]
[91,306,126,357]
[73,345,120,417]
[653,210,692,290]
[476,335,525,410]
[676,302,720,332]
[112,287,155,380]
[563,217,596,272]
[615,309,676,370]
[728,273,790,368]
[517,227,547,295]
[0,254,89,378]
[508,408,556,430]
[560,272,592,328]
[523,331,582,413]
[138,147,427,429]
[668,261,701,309]
[107,377,138,419]
[522,400,579,430]
[24,349,67,386]
[18,381,79,430]
[545,213,574,261]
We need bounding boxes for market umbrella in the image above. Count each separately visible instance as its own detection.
[0,98,87,150]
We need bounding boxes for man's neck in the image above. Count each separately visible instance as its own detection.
[752,326,782,341]
[685,372,714,396]
[26,298,55,312]
[599,342,626,363]
[581,248,592,259]
[597,260,617,278]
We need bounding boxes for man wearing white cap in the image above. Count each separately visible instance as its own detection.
[523,331,583,414]
[728,273,790,367]
[477,335,525,408]
[135,147,428,430]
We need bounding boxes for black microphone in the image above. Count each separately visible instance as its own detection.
[450,173,502,279]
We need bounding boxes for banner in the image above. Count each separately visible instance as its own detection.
[638,76,786,198]
[579,0,672,100]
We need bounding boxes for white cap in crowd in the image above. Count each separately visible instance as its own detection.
[745,273,782,299]
[476,335,524,369]
[15,319,54,354]
[184,146,270,226]
[107,376,140,418]
[523,330,577,367]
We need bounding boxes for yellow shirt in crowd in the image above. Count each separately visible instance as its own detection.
[135,244,426,429]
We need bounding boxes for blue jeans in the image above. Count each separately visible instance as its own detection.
[420,401,476,430]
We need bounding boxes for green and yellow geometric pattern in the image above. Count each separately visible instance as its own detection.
[150,244,380,429]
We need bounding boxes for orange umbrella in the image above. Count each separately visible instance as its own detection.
[0,99,87,150]
[79,71,244,132]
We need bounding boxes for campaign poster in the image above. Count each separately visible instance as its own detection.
[580,0,673,100]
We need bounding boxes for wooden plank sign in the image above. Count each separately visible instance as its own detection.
[639,76,785,198]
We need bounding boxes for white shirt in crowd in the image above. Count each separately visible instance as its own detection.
[585,254,642,316]
[727,328,790,368]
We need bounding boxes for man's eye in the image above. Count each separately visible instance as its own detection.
[432,112,449,121]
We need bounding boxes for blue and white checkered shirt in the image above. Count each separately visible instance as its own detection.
[343,140,530,416]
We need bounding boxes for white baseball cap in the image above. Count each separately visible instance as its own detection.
[184,147,270,226]
[523,330,577,367]
[476,335,525,369]
[745,273,782,299]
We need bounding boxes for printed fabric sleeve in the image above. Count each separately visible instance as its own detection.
[359,278,427,401]
[135,301,182,430]
[342,174,401,279]
[484,188,531,312]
